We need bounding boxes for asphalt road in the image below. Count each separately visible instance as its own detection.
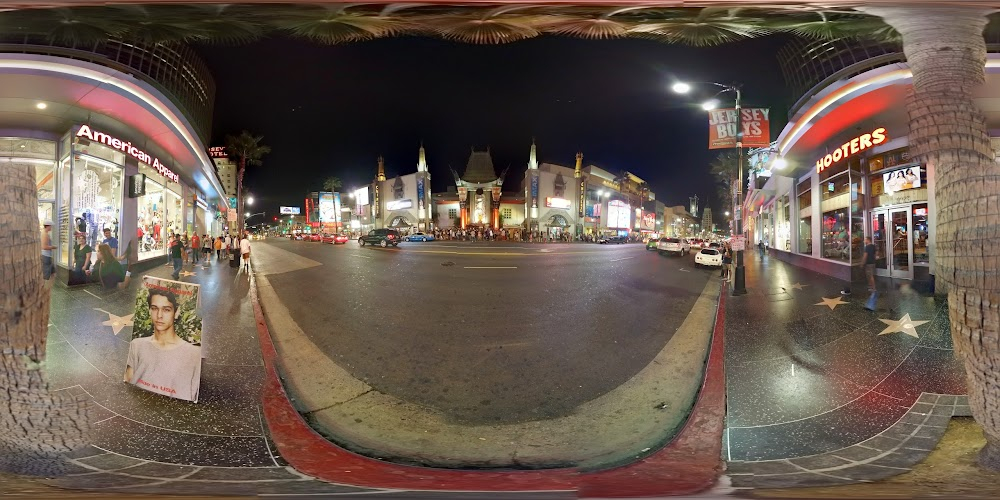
[261,238,713,425]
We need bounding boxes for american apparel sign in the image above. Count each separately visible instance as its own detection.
[76,125,179,182]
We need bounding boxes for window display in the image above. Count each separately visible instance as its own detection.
[797,180,812,255]
[71,154,123,267]
[820,173,850,262]
[912,203,929,264]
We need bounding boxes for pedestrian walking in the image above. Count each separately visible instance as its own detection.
[201,234,211,265]
[239,232,252,272]
[215,236,223,260]
[190,233,201,264]
[41,220,55,282]
[862,237,877,292]
[169,233,185,280]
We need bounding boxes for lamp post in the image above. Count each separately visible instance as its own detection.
[674,80,747,295]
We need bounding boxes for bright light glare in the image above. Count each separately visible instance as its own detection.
[246,196,254,205]
[245,212,250,218]
[35,102,47,109]
[701,100,720,111]
[671,82,691,94]
[772,158,788,170]
[725,211,731,216]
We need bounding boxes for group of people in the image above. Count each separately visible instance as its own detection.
[169,232,252,280]
[41,220,254,288]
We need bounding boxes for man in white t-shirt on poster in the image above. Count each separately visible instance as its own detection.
[239,232,251,272]
[124,289,202,402]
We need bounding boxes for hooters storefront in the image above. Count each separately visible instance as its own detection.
[754,64,948,286]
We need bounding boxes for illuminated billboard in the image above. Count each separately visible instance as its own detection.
[607,200,631,229]
[354,186,370,206]
[545,197,572,209]
[386,199,413,211]
[318,192,335,222]
[280,206,301,215]
[883,166,921,193]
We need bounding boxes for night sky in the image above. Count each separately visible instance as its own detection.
[194,34,793,218]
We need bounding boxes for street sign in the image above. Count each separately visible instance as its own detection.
[229,196,237,209]
[227,210,237,223]
[731,235,746,251]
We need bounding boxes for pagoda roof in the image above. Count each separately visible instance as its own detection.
[462,150,499,184]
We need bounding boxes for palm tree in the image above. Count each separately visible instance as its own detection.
[860,5,1000,471]
[1,163,89,475]
[224,131,271,236]
[322,176,343,193]
[709,151,740,216]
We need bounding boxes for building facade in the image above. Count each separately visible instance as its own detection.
[208,146,237,198]
[0,38,227,272]
[371,146,433,232]
[746,39,1000,287]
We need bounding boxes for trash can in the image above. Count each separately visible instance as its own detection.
[229,250,239,268]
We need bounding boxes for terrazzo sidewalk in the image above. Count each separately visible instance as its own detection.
[36,258,386,496]
[723,252,967,489]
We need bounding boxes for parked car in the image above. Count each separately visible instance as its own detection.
[695,248,723,267]
[645,237,658,251]
[404,232,435,242]
[657,237,690,256]
[598,235,628,244]
[308,233,322,242]
[321,233,350,244]
[359,228,401,247]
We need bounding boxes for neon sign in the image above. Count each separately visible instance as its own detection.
[76,125,179,182]
[816,127,887,173]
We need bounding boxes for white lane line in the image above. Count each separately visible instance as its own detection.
[679,268,691,272]
[610,256,635,262]
[463,266,518,269]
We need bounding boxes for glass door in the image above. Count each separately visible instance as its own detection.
[872,211,889,274]
[889,208,912,279]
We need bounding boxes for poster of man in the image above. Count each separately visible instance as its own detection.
[124,276,204,402]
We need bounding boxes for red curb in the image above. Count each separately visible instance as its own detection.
[251,273,726,495]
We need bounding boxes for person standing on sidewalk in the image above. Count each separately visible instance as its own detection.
[41,220,55,282]
[201,234,211,265]
[190,233,200,264]
[239,232,252,272]
[169,233,185,280]
[722,245,733,281]
[863,237,877,292]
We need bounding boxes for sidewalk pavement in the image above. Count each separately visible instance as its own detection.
[724,252,967,489]
[36,256,381,496]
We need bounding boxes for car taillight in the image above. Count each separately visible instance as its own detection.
[387,235,394,239]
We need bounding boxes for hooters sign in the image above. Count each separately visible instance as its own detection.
[816,127,887,173]
[708,108,770,149]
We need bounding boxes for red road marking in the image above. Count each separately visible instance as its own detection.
[251,274,726,495]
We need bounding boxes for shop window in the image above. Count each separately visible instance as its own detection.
[137,164,168,261]
[912,203,930,264]
[58,156,72,266]
[799,217,813,255]
[820,173,851,262]
[851,171,866,265]
[66,154,123,269]
[870,165,927,207]
[501,207,512,219]
[448,208,457,220]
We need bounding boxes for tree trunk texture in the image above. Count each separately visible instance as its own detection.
[0,163,90,475]
[867,5,1000,470]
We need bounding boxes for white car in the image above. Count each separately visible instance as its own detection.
[657,237,690,256]
[695,248,723,267]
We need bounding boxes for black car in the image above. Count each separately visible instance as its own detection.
[599,235,628,244]
[359,228,401,247]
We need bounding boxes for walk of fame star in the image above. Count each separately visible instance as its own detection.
[180,270,197,277]
[96,308,134,335]
[815,296,848,310]
[878,313,929,338]
[785,282,808,291]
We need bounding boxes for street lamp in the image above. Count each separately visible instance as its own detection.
[772,157,788,170]
[246,195,254,206]
[673,79,747,295]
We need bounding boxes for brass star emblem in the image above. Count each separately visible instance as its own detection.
[815,296,848,310]
[878,313,929,338]
[180,270,197,277]
[95,308,134,335]
[785,282,808,291]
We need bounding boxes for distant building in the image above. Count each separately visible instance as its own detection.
[370,146,433,232]
[702,207,714,236]
[209,146,237,198]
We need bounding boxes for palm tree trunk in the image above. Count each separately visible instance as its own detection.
[0,163,90,475]
[865,5,1000,470]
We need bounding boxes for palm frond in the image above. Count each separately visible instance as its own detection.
[629,9,771,46]
[112,5,213,44]
[0,7,128,44]
[424,15,541,44]
[767,13,899,43]
[540,16,632,40]
[270,5,414,44]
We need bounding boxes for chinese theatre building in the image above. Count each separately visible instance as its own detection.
[452,148,509,230]
[0,39,228,276]
[748,38,1000,289]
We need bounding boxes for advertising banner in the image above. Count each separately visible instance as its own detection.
[546,197,572,209]
[354,186,370,206]
[227,210,237,222]
[280,206,300,215]
[334,192,342,227]
[125,277,203,403]
[708,108,770,149]
[607,200,631,229]
[882,166,921,193]
[318,192,335,223]
[530,174,539,209]
[386,199,413,211]
[417,178,425,211]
